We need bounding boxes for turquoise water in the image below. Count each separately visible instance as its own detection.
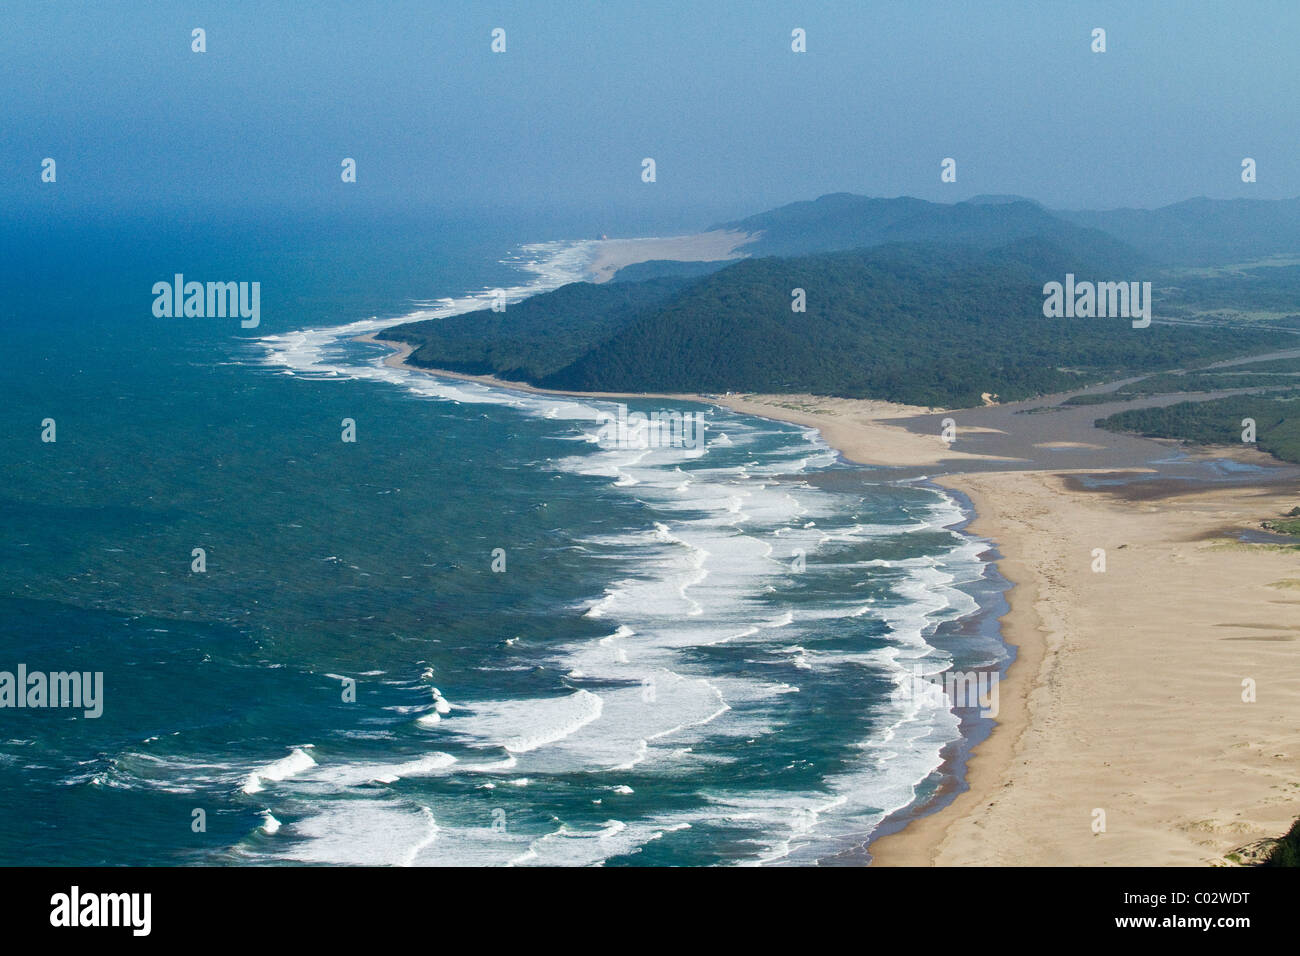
[0,211,1007,865]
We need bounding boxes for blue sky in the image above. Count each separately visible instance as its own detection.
[3,0,1298,230]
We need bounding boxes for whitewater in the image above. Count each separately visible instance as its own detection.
[223,237,1007,866]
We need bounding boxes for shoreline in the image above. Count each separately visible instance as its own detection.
[872,470,1300,865]
[361,332,1300,866]
[362,335,985,468]
[697,395,1300,865]
[867,473,1046,865]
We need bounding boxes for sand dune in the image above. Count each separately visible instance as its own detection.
[584,230,754,283]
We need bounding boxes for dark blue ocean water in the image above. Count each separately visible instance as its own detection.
[0,209,1007,865]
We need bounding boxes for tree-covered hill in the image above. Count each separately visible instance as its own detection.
[717,191,1300,269]
[388,238,1293,408]
[609,259,734,283]
[382,276,691,381]
[540,242,1285,406]
[713,193,1143,272]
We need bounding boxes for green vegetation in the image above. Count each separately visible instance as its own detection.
[1119,370,1299,396]
[1219,355,1300,373]
[1262,514,1300,535]
[390,239,1294,408]
[387,193,1300,408]
[1262,503,1300,535]
[728,193,1300,269]
[1266,817,1300,866]
[1097,390,1300,463]
[609,259,732,283]
[1165,264,1300,311]
[1156,263,1300,325]
[1061,356,1300,406]
[383,277,690,381]
[544,241,1291,405]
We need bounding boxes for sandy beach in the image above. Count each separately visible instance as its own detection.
[365,335,1300,866]
[584,229,754,283]
[875,471,1300,865]
[698,394,1300,865]
[712,393,1018,469]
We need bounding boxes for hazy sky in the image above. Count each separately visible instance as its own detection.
[4,0,1298,231]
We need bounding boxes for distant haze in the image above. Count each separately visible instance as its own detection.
[4,1,1299,234]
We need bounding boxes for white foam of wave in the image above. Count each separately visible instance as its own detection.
[237,236,1001,867]
[273,801,441,866]
[242,746,317,795]
[303,752,458,788]
[420,436,992,861]
[509,818,692,867]
[249,238,602,410]
[85,752,245,795]
[438,690,604,754]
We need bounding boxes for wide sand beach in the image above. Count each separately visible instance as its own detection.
[710,394,1300,866]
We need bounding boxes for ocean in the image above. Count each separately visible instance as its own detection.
[0,208,1009,866]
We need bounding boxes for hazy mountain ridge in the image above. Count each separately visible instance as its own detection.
[712,193,1143,272]
[1056,196,1300,265]
[716,192,1300,267]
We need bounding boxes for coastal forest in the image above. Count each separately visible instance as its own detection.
[387,234,1295,408]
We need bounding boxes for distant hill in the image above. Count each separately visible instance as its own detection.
[962,194,1045,207]
[1057,197,1300,265]
[389,237,1291,408]
[716,192,1300,269]
[541,242,1284,406]
[384,192,1300,406]
[712,193,1142,271]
